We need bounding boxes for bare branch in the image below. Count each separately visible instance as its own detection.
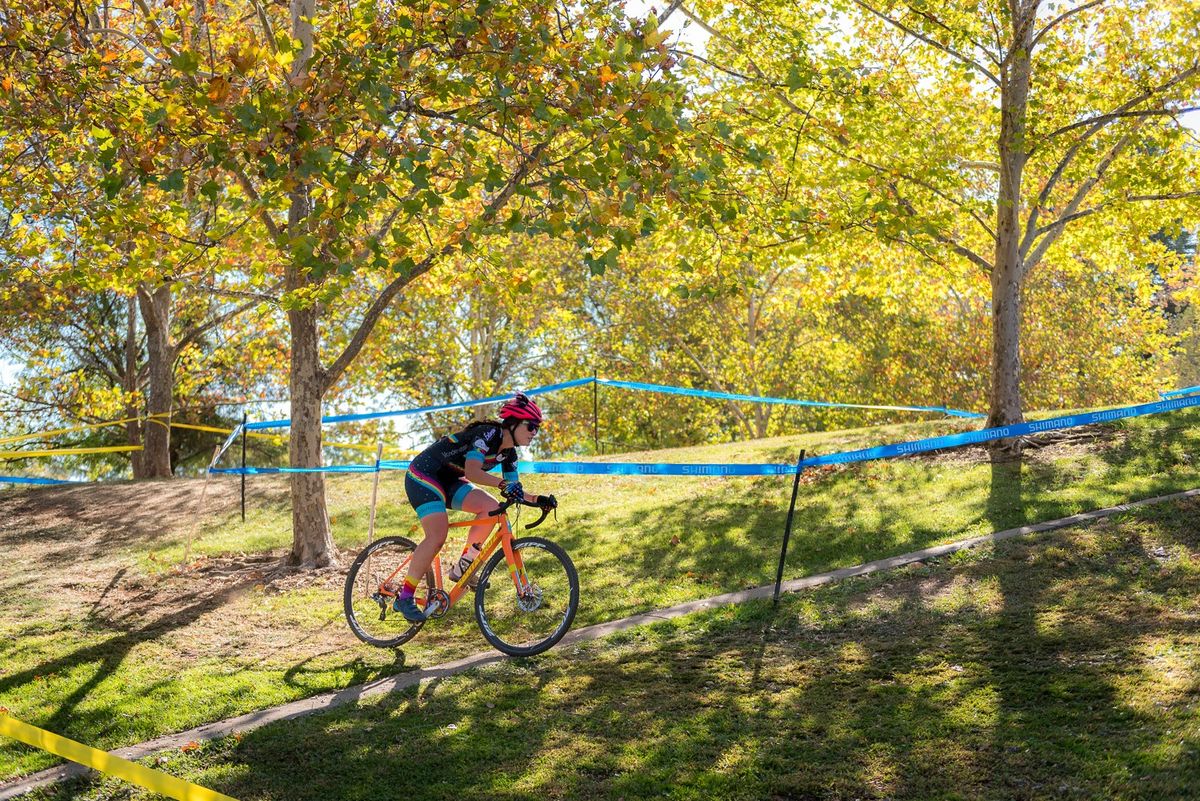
[657,0,686,26]
[1026,125,1139,269]
[250,0,277,52]
[887,182,995,272]
[1031,0,1107,52]
[676,5,816,122]
[852,0,1000,87]
[1126,191,1200,202]
[906,4,1000,68]
[323,141,552,390]
[1025,64,1200,248]
[1044,103,1200,141]
[175,297,265,356]
[223,162,284,243]
[672,48,760,84]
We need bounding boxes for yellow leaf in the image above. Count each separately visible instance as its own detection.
[598,64,616,85]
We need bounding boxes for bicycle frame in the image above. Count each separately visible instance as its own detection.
[375,508,532,618]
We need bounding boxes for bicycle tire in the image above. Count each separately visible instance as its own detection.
[473,536,579,657]
[343,535,434,648]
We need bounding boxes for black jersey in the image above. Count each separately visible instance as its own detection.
[410,421,518,482]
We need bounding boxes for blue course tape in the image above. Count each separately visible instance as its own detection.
[245,378,596,430]
[801,394,1200,468]
[596,379,984,419]
[516,461,795,476]
[214,393,1200,478]
[0,476,73,485]
[1161,385,1200,399]
[244,376,980,430]
[211,460,792,476]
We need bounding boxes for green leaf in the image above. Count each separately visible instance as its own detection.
[160,169,185,192]
[786,64,808,91]
[100,172,123,200]
[234,103,261,132]
[169,49,200,74]
[145,107,168,127]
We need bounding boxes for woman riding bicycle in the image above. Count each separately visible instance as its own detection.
[396,391,556,622]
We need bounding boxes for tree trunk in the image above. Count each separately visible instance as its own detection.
[137,282,175,477]
[988,9,1034,434]
[282,0,337,568]
[746,289,770,438]
[286,298,337,567]
[124,294,146,479]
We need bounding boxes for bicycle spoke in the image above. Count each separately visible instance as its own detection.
[343,536,433,648]
[474,537,578,656]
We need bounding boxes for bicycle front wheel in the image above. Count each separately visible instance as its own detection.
[343,535,434,648]
[474,536,579,657]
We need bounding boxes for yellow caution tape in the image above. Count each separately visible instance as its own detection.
[170,423,239,435]
[0,415,164,446]
[0,445,143,459]
[0,710,240,801]
[1,416,418,458]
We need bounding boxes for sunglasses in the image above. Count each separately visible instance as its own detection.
[524,421,540,433]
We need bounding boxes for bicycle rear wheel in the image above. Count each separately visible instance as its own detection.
[474,536,579,657]
[343,535,434,648]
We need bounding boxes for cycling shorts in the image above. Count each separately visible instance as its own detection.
[405,465,474,520]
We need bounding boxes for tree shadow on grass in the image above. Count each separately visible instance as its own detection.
[0,577,262,770]
[130,499,1200,801]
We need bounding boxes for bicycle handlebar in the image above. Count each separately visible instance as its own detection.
[489,496,554,529]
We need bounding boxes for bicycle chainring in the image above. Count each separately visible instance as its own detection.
[426,589,451,619]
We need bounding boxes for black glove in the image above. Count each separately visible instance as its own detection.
[500,480,524,501]
[537,494,558,510]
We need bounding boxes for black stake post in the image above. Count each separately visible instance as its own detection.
[240,412,248,523]
[592,373,600,455]
[773,449,806,605]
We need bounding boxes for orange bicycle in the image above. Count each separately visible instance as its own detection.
[342,497,579,656]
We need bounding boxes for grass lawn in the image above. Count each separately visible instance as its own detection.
[1,409,1199,790]
[20,494,1200,800]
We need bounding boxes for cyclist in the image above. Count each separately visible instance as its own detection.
[395,391,557,622]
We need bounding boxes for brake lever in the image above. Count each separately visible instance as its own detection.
[525,506,550,529]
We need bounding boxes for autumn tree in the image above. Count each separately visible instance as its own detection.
[678,1,1200,435]
[0,2,274,476]
[6,1,724,566]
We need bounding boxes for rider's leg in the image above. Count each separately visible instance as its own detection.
[404,511,449,585]
[457,486,500,547]
[398,470,451,621]
[394,511,447,621]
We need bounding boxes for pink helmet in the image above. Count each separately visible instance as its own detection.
[499,392,543,425]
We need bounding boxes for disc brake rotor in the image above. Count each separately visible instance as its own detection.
[516,584,543,612]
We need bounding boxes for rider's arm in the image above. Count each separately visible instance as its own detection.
[463,453,504,489]
[494,450,539,502]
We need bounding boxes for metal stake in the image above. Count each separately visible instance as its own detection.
[773,449,806,604]
[240,412,247,523]
[592,372,600,455]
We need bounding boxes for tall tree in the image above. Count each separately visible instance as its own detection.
[8,1,722,566]
[0,1,271,476]
[680,0,1200,433]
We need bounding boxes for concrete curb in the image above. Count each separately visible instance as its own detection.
[4,486,1197,799]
